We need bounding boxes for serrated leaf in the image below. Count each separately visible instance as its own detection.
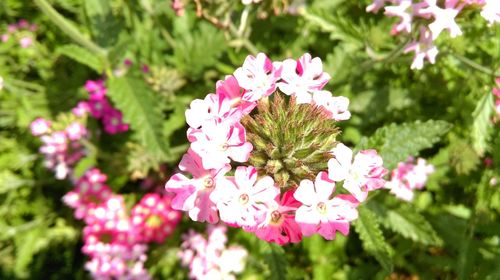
[262,243,288,280]
[354,206,394,273]
[56,44,103,72]
[107,77,169,160]
[84,0,121,47]
[358,120,452,169]
[471,91,494,156]
[369,202,443,246]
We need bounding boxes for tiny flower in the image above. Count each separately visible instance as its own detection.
[185,93,233,129]
[328,143,387,202]
[210,166,279,227]
[233,53,281,102]
[254,190,302,245]
[384,0,429,34]
[65,122,87,141]
[420,0,464,39]
[0,76,3,90]
[480,0,500,25]
[312,90,351,121]
[294,171,359,240]
[189,120,253,170]
[386,157,434,201]
[72,101,90,117]
[102,108,129,134]
[278,53,331,104]
[30,117,51,136]
[216,75,257,114]
[367,0,389,13]
[19,36,33,48]
[404,27,439,70]
[166,149,230,223]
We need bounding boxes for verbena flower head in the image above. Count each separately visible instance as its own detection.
[130,193,182,243]
[166,53,386,244]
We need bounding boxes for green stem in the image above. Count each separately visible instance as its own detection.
[452,53,499,77]
[34,0,107,58]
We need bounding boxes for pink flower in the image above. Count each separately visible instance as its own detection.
[210,166,279,227]
[386,157,434,201]
[233,53,281,102]
[294,172,359,240]
[1,34,9,42]
[19,36,32,48]
[185,89,243,129]
[254,190,303,245]
[312,90,351,121]
[404,27,439,70]
[166,149,230,223]
[130,193,182,243]
[85,79,106,94]
[216,75,256,115]
[72,101,90,117]
[366,0,389,13]
[278,53,331,104]
[384,0,429,34]
[30,117,51,136]
[189,120,253,170]
[87,97,110,119]
[328,143,387,202]
[420,0,464,39]
[102,108,129,134]
[65,122,87,141]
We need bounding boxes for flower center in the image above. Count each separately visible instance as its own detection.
[270,210,282,224]
[241,93,340,189]
[99,232,113,244]
[146,215,163,228]
[203,177,214,189]
[219,143,229,151]
[239,193,249,205]
[316,202,327,214]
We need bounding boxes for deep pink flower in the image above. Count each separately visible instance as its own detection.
[210,166,279,227]
[130,193,182,243]
[87,97,111,119]
[166,149,230,223]
[189,120,253,169]
[254,190,302,245]
[278,53,331,104]
[216,75,256,115]
[102,108,129,134]
[294,172,359,240]
[233,53,281,102]
[328,143,387,202]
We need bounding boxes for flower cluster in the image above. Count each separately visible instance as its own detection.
[367,0,500,69]
[385,157,435,201]
[77,79,129,134]
[178,225,247,280]
[166,53,387,244]
[1,19,37,48]
[63,168,182,279]
[30,118,87,179]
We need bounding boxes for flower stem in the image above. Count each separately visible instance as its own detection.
[34,0,107,58]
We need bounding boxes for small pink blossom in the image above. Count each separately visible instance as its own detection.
[1,34,9,42]
[386,157,434,201]
[72,101,90,117]
[384,0,429,34]
[30,117,51,136]
[210,166,279,227]
[185,93,233,129]
[480,0,500,25]
[312,90,351,121]
[367,0,389,13]
[420,0,464,39]
[65,122,87,141]
[328,143,387,202]
[404,27,439,70]
[254,190,303,245]
[233,53,281,102]
[102,108,129,134]
[19,36,32,48]
[278,53,331,104]
[189,120,253,170]
[294,172,359,240]
[166,149,230,223]
[130,193,182,243]
[216,75,256,115]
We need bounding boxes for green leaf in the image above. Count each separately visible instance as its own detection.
[354,206,394,273]
[84,0,120,47]
[56,44,103,72]
[369,202,443,246]
[358,120,452,169]
[471,91,494,156]
[107,76,169,160]
[262,243,288,280]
